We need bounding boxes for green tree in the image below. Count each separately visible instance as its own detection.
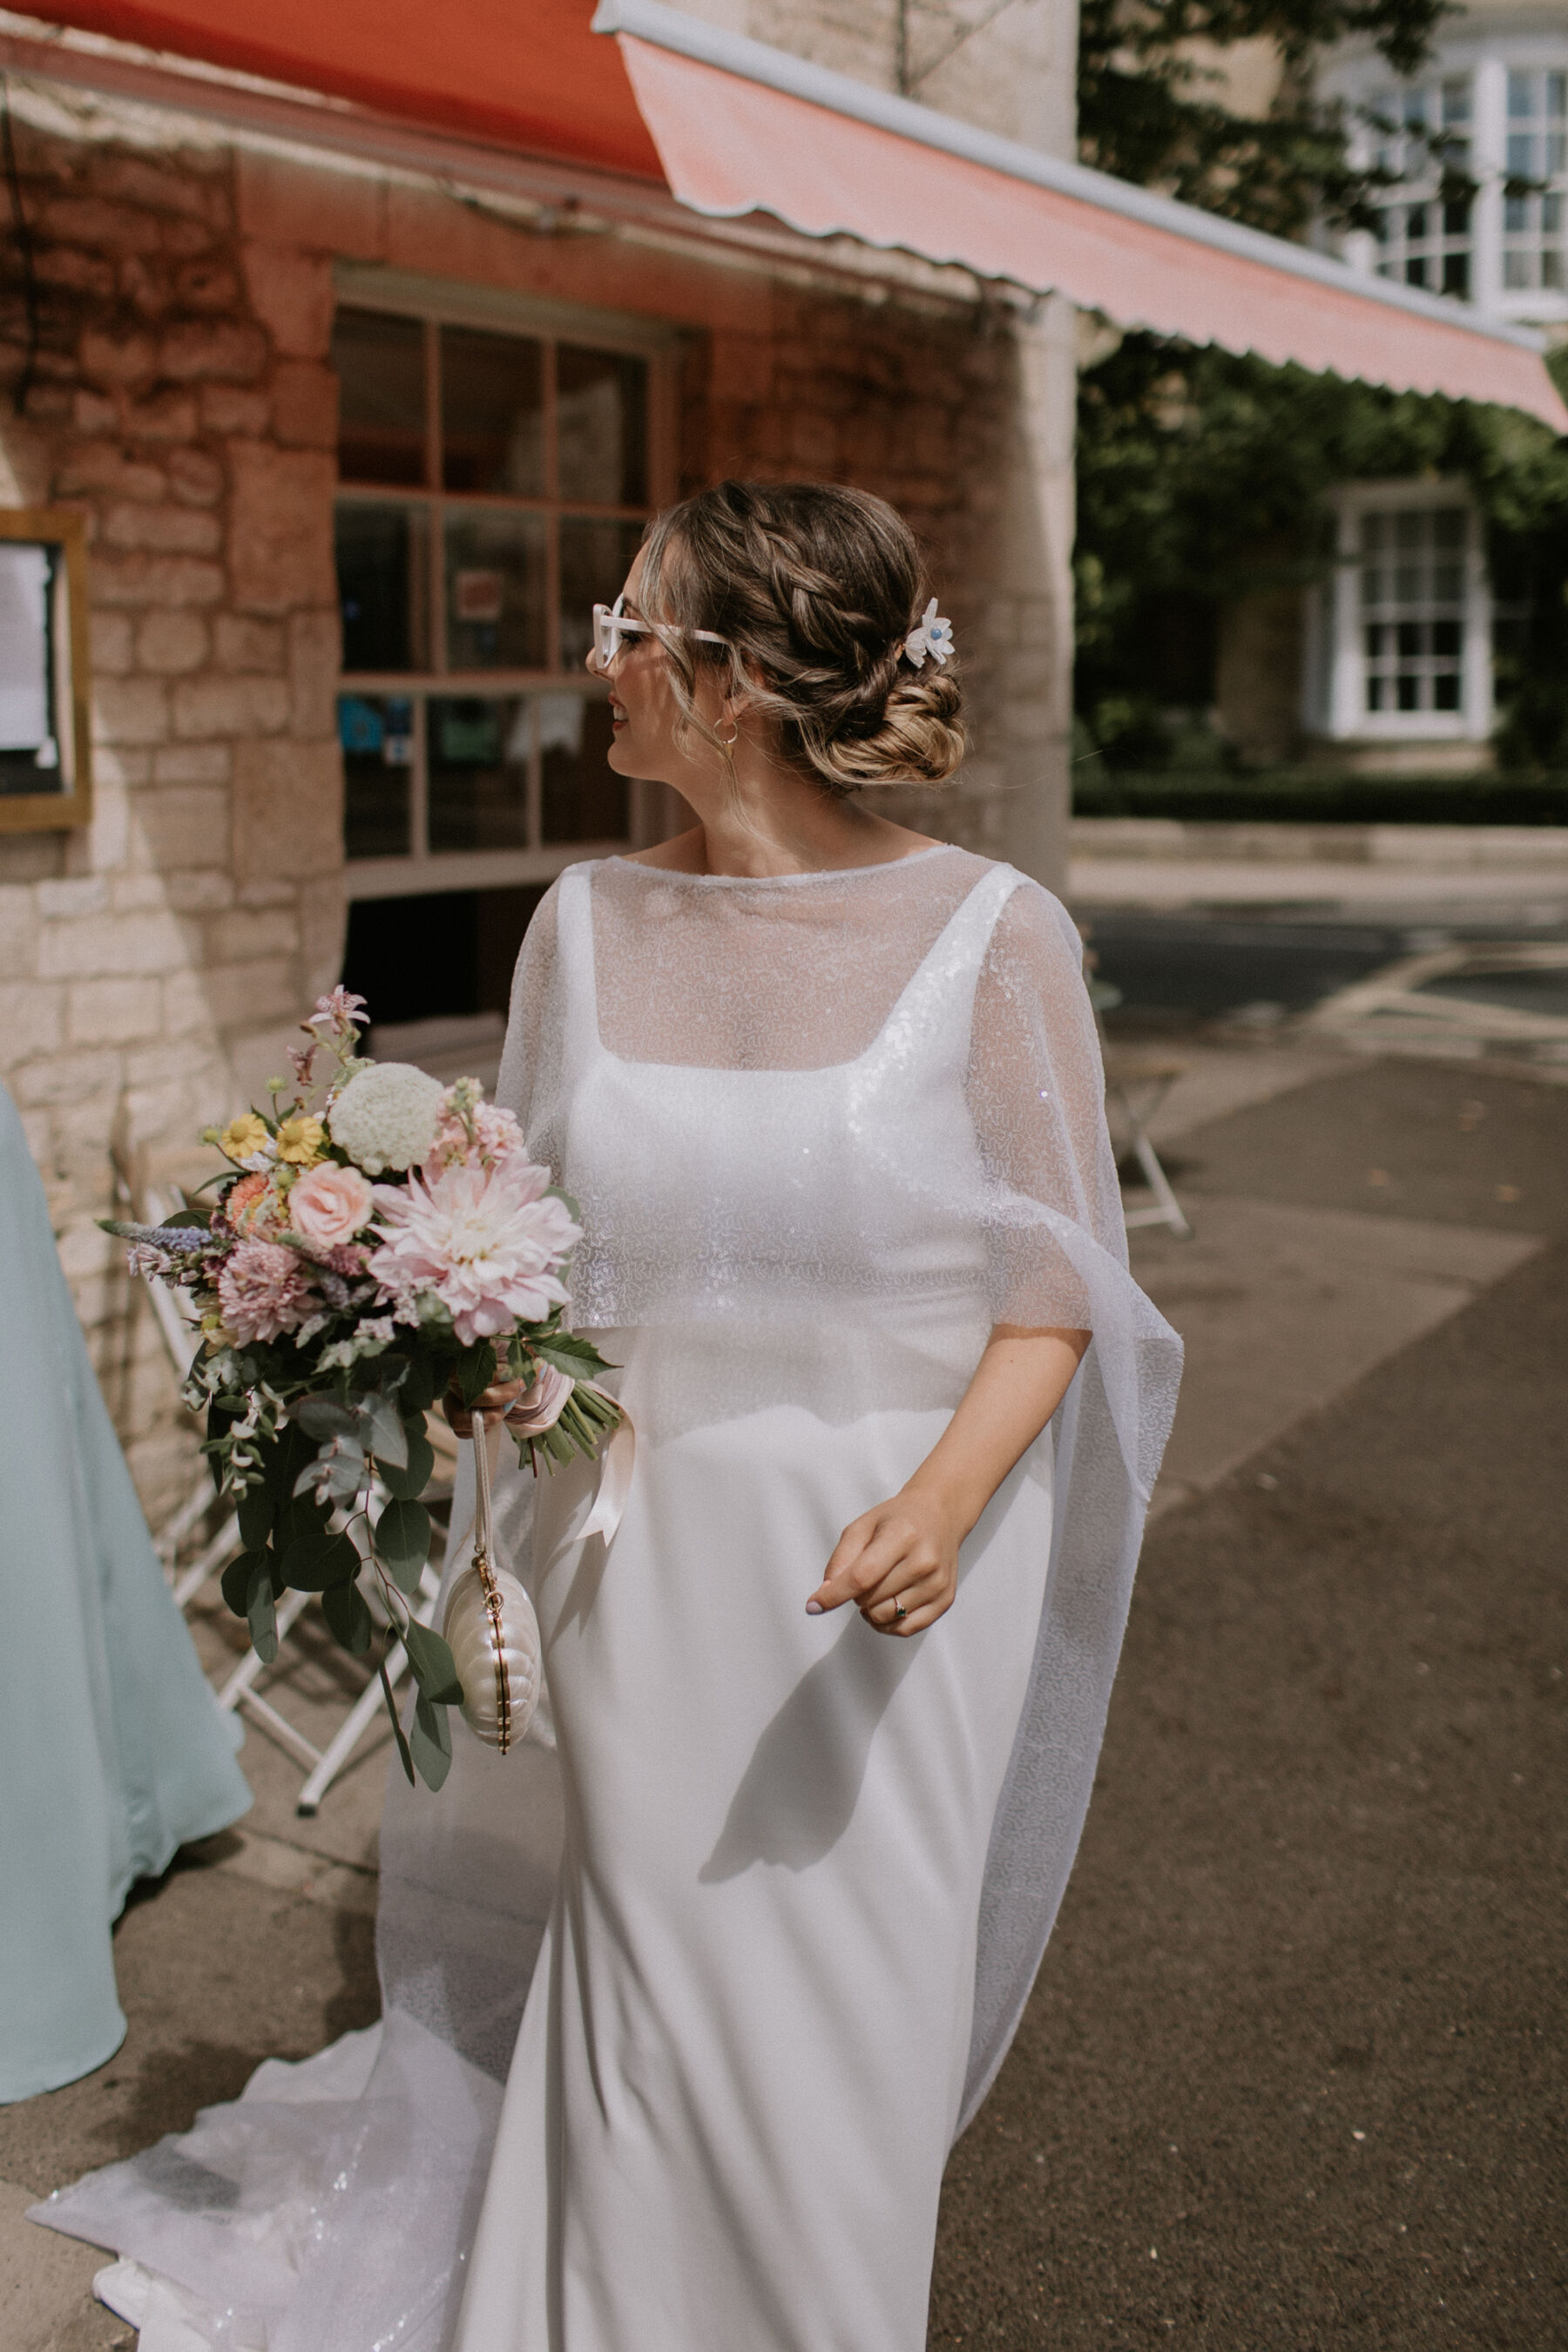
[1073,1,1568,768]
[1078,0,1452,237]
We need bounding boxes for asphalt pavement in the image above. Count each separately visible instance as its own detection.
[931,1053,1566,2349]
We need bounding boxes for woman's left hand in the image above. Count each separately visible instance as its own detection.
[807,1480,963,1637]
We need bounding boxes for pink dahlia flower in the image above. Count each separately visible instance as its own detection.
[289,1160,375,1247]
[219,1239,314,1345]
[366,1160,580,1345]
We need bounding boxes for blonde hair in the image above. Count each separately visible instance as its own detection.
[638,481,964,793]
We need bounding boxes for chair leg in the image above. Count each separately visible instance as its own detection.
[1129,1129,1193,1239]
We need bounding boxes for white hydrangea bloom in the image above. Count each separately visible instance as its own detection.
[328,1061,446,1176]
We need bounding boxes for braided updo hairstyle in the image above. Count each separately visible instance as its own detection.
[637,481,964,793]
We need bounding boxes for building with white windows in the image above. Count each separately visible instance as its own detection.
[1265,3,1568,768]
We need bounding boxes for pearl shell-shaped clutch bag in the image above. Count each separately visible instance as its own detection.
[443,1557,541,1753]
[442,1407,542,1754]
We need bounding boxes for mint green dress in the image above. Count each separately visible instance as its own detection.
[0,1085,250,2104]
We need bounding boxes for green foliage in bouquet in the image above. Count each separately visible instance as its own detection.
[105,988,620,1790]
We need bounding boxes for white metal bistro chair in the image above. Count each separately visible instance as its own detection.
[1087,978,1193,1240]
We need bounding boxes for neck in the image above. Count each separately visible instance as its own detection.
[671,744,909,877]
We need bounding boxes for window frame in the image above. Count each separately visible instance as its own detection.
[1333,40,1568,325]
[0,508,92,835]
[330,267,680,902]
[1307,482,1492,744]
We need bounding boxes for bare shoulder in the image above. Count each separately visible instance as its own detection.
[620,829,708,872]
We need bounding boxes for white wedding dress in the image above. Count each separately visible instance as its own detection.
[37,845,1180,2352]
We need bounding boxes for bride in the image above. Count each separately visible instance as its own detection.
[39,481,1180,2352]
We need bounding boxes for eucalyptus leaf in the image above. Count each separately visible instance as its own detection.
[380,1658,415,1788]
[247,1554,278,1664]
[220,1547,265,1620]
[374,1497,431,1594]
[321,1578,373,1656]
[294,1433,367,1509]
[294,1396,359,1442]
[409,1692,453,1791]
[378,1429,435,1502]
[403,1619,463,1707]
[397,1353,437,1415]
[280,1530,361,1592]
[361,1392,408,1470]
[236,1483,273,1551]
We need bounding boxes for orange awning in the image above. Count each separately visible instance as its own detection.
[22,0,664,178]
[24,0,1568,431]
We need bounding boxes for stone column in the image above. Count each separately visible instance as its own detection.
[995,293,1078,894]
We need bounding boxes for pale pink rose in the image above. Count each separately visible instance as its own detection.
[218,1239,314,1346]
[505,1363,572,1436]
[289,1160,375,1247]
[366,1161,580,1346]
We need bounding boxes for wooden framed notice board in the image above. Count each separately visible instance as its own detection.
[0,508,92,833]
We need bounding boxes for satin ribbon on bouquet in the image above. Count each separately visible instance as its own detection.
[454,1396,636,1563]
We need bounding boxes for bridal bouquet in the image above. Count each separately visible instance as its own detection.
[104,987,618,1790]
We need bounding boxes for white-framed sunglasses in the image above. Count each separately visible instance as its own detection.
[591,593,728,667]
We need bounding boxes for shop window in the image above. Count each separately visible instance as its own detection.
[332,294,661,899]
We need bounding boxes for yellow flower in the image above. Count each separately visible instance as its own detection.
[274,1114,326,1166]
[219,1112,270,1165]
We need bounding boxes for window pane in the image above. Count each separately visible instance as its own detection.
[1508,133,1536,177]
[334,309,426,487]
[1406,204,1428,240]
[1443,253,1470,296]
[559,517,647,671]
[1504,248,1532,287]
[340,693,414,859]
[440,325,544,496]
[540,693,625,844]
[337,503,429,672]
[1442,78,1470,126]
[429,696,531,850]
[1509,71,1533,118]
[444,510,547,670]
[1545,247,1565,288]
[1434,672,1461,711]
[1396,620,1424,659]
[1396,673,1420,711]
[557,346,649,505]
[1433,509,1466,550]
[1551,72,1567,118]
[1433,618,1463,657]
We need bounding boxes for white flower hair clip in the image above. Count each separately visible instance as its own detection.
[902,598,955,669]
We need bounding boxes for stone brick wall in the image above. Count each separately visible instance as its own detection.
[0,103,344,1517]
[693,281,1033,852]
